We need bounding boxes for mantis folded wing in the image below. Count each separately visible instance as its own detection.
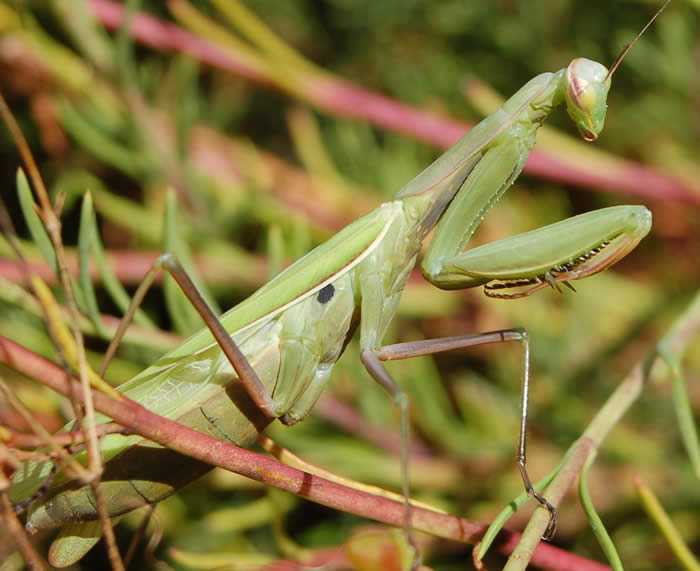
[10,55,652,567]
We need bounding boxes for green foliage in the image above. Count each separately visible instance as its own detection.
[0,1,699,570]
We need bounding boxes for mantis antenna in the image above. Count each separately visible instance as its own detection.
[605,0,672,80]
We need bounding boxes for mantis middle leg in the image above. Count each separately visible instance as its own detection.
[362,328,557,550]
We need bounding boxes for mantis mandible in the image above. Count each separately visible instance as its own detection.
[10,4,669,565]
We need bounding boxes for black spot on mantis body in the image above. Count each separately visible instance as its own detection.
[317,283,335,304]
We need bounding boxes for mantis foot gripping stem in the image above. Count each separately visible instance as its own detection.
[517,459,558,540]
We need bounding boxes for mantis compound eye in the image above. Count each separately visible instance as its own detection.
[565,58,611,142]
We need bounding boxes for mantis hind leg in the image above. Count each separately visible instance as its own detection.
[365,328,558,552]
[102,253,276,421]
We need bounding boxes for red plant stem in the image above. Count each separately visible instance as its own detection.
[0,248,423,289]
[89,0,698,205]
[5,422,126,449]
[0,250,266,288]
[258,547,348,571]
[315,394,432,458]
[0,492,48,570]
[0,336,609,571]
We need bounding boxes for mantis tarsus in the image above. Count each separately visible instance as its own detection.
[9,4,670,567]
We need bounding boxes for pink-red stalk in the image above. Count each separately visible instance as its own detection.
[89,0,699,205]
[0,335,609,571]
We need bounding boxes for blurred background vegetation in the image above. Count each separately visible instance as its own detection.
[0,0,699,569]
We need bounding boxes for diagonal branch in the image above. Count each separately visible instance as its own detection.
[0,335,609,571]
[503,290,700,570]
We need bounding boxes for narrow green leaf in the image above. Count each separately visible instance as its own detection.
[667,358,700,478]
[173,56,200,162]
[51,0,114,74]
[168,548,273,570]
[211,0,316,74]
[579,453,624,570]
[163,190,218,335]
[265,224,284,280]
[60,102,149,178]
[94,243,156,331]
[289,218,311,260]
[53,170,162,245]
[49,521,102,568]
[88,213,155,331]
[78,193,108,336]
[636,477,700,571]
[114,0,141,90]
[657,291,700,478]
[17,169,89,313]
[16,169,56,273]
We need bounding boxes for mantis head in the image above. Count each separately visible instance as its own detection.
[565,0,671,142]
[564,58,611,142]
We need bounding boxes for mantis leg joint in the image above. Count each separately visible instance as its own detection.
[156,252,178,270]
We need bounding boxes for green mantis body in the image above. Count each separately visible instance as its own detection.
[11,57,651,565]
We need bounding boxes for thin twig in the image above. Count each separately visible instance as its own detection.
[4,422,127,450]
[123,506,154,568]
[0,470,48,570]
[0,92,124,571]
[0,380,91,481]
[635,476,700,571]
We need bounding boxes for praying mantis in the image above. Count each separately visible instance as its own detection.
[8,3,670,567]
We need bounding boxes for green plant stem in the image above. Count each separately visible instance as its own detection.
[659,291,700,478]
[635,477,700,571]
[504,290,700,571]
[579,453,624,570]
